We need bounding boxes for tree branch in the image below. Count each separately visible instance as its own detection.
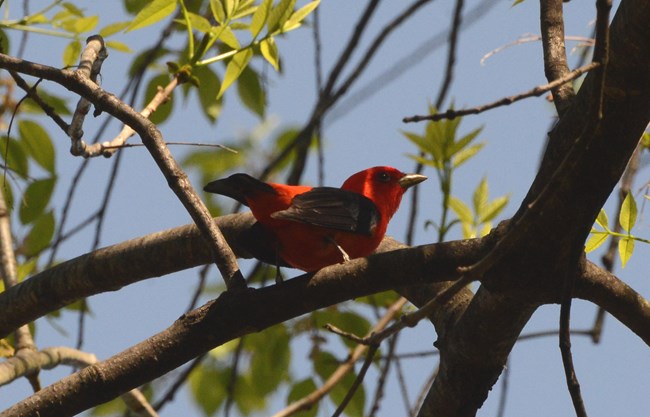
[0,52,246,291]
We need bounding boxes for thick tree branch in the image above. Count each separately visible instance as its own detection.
[540,0,575,115]
[0,213,486,339]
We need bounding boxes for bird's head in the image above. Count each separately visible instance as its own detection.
[342,166,427,219]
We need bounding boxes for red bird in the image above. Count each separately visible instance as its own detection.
[204,166,426,272]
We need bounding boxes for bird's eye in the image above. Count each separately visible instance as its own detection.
[377,172,391,183]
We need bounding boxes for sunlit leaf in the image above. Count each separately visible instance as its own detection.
[283,0,319,32]
[210,0,226,23]
[218,48,253,98]
[473,177,488,215]
[618,236,634,268]
[451,142,484,168]
[105,40,133,53]
[585,230,608,253]
[595,208,609,230]
[250,0,272,37]
[479,195,509,224]
[448,126,483,158]
[126,0,177,32]
[619,192,637,233]
[449,197,473,224]
[62,40,81,67]
[260,37,280,71]
[267,0,296,33]
[60,16,99,34]
[99,21,131,37]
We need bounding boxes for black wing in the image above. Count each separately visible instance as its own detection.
[271,187,379,236]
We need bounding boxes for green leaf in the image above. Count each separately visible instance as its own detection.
[62,40,81,67]
[451,142,484,168]
[232,0,257,19]
[183,12,212,32]
[479,195,509,224]
[124,0,150,14]
[314,351,366,417]
[143,74,174,125]
[449,126,483,158]
[250,0,272,37]
[223,0,238,18]
[99,21,131,37]
[247,324,291,395]
[449,197,473,224]
[473,177,488,215]
[267,0,296,33]
[585,230,608,253]
[283,0,320,32]
[595,208,609,230]
[18,120,56,174]
[237,66,265,118]
[260,37,280,71]
[126,0,177,32]
[192,65,222,123]
[0,136,29,178]
[105,40,133,53]
[619,192,637,233]
[618,236,634,268]
[19,177,56,225]
[22,210,55,257]
[218,48,253,98]
[406,153,442,170]
[189,362,228,415]
[287,378,318,417]
[60,15,99,34]
[0,28,10,55]
[210,0,226,23]
[215,25,240,49]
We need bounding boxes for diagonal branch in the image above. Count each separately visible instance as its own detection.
[0,52,246,291]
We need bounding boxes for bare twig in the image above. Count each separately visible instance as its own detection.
[331,345,378,417]
[480,35,594,66]
[405,0,464,245]
[403,62,599,123]
[273,298,407,417]
[8,71,69,133]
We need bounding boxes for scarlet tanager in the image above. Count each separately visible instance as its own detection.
[204,166,426,272]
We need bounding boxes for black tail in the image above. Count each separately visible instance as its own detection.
[203,173,277,206]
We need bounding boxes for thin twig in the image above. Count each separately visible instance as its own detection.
[331,345,378,417]
[273,298,407,417]
[368,333,399,417]
[405,0,464,245]
[403,62,599,123]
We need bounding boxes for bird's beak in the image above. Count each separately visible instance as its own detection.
[399,173,427,189]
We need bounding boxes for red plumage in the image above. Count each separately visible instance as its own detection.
[204,166,426,271]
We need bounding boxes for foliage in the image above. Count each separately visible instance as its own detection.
[403,107,508,242]
[586,192,650,268]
